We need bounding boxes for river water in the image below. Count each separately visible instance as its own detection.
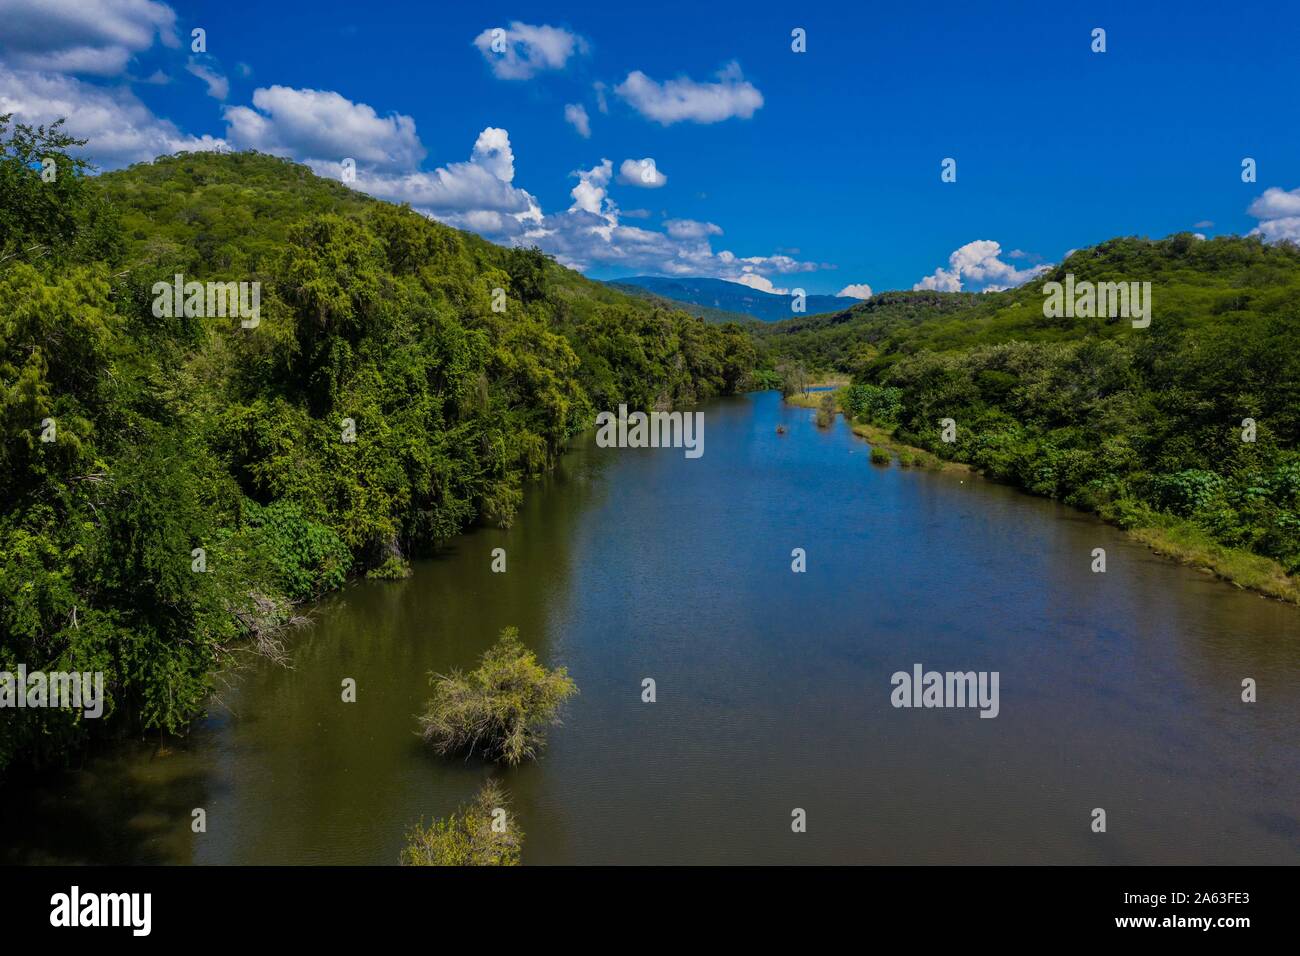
[4,391,1298,864]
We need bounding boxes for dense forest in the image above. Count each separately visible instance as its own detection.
[759,236,1300,594]
[0,117,756,772]
[6,110,1299,775]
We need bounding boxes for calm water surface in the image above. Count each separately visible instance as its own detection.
[5,391,1298,864]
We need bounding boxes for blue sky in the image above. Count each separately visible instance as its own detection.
[2,0,1298,295]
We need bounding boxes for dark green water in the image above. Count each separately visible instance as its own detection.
[5,391,1299,864]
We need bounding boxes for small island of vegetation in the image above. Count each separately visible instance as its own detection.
[419,627,578,766]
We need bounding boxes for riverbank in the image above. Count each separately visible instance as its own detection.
[782,388,1300,605]
[6,389,1297,865]
[783,388,963,471]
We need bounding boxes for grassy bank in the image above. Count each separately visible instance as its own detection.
[1127,520,1300,603]
[783,389,1300,604]
[782,388,963,471]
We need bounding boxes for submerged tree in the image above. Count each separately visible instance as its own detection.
[776,360,810,399]
[419,627,578,765]
[400,780,521,866]
[815,391,837,428]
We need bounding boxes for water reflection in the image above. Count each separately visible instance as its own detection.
[2,391,1296,864]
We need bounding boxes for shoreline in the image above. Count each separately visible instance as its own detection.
[782,389,1300,606]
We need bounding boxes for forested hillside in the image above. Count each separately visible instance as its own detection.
[765,235,1300,596]
[0,117,755,771]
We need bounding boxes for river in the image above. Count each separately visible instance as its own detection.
[4,390,1298,864]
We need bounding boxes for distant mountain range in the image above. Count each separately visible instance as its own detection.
[605,276,850,323]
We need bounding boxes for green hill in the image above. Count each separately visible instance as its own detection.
[0,120,756,771]
[775,234,1300,597]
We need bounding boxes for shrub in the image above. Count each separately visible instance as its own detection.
[366,554,411,580]
[419,626,578,766]
[815,391,836,428]
[870,447,891,465]
[400,780,521,866]
[244,499,352,600]
[1151,469,1227,516]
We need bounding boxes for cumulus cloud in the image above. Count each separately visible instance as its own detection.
[0,5,828,289]
[617,157,667,188]
[837,283,873,299]
[913,240,1050,293]
[472,22,587,80]
[0,64,225,166]
[481,149,822,281]
[1247,186,1300,243]
[185,57,227,99]
[330,127,538,225]
[735,273,787,295]
[223,85,425,171]
[663,219,722,239]
[614,61,763,125]
[0,0,179,76]
[563,103,590,138]
[568,159,613,215]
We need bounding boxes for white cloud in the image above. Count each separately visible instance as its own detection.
[1249,216,1300,243]
[0,0,179,76]
[223,85,425,171]
[564,103,590,138]
[569,159,613,215]
[497,154,820,282]
[735,273,787,295]
[614,61,763,125]
[469,126,514,181]
[0,64,224,167]
[1247,187,1300,242]
[472,22,587,80]
[1248,187,1300,220]
[663,219,721,239]
[617,157,667,188]
[330,127,537,222]
[913,240,1050,292]
[837,283,873,299]
[593,81,609,114]
[185,57,227,99]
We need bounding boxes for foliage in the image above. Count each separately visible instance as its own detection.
[841,382,902,426]
[815,391,836,428]
[400,780,522,866]
[242,500,351,600]
[419,627,578,766]
[767,235,1300,578]
[0,128,749,772]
